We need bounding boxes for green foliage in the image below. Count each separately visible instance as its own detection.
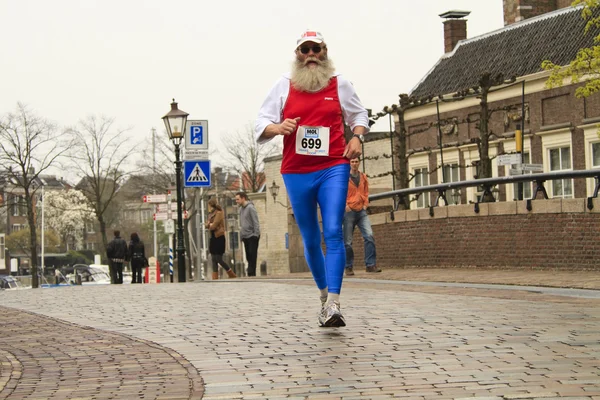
[542,0,600,97]
[5,229,60,256]
[63,250,93,266]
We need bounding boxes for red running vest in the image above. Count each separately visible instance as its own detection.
[281,77,349,174]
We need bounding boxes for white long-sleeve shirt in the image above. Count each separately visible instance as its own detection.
[255,73,370,143]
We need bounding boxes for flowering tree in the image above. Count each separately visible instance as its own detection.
[42,190,95,250]
[0,103,71,288]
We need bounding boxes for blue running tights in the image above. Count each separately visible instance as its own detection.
[283,163,349,294]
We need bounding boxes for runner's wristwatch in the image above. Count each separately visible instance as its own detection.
[352,134,365,143]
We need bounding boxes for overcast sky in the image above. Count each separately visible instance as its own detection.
[1,0,504,169]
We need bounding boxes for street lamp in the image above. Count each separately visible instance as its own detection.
[451,189,461,205]
[269,180,280,203]
[227,216,237,273]
[268,180,289,208]
[162,99,189,283]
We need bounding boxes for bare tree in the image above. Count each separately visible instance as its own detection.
[223,123,280,193]
[0,103,71,288]
[135,127,175,193]
[67,115,137,256]
[370,71,520,209]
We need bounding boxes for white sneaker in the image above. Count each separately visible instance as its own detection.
[318,301,346,327]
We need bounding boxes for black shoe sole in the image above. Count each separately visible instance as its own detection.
[321,314,346,327]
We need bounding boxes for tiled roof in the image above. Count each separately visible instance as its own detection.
[410,6,600,99]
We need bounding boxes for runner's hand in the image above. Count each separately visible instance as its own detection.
[279,117,301,135]
[343,136,362,159]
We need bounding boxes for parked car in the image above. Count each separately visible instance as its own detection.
[63,264,110,285]
[0,275,26,290]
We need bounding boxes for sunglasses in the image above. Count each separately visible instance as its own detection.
[299,45,323,54]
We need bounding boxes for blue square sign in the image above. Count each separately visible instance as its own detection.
[184,160,211,188]
[190,125,203,145]
[185,120,209,150]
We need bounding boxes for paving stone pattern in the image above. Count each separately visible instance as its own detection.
[0,280,599,399]
[0,306,203,399]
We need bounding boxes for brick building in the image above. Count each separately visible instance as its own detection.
[263,0,600,274]
[0,174,70,273]
[396,2,600,208]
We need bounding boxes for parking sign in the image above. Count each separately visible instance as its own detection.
[185,120,208,151]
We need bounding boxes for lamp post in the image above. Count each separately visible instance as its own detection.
[227,215,237,273]
[269,180,280,203]
[451,189,461,205]
[162,99,189,283]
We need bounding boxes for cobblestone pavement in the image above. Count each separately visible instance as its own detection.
[0,273,599,399]
[0,307,203,400]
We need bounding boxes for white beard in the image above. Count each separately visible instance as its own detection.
[290,58,335,92]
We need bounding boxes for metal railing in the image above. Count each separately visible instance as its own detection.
[369,169,600,216]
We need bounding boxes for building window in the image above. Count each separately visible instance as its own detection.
[12,195,26,217]
[549,147,573,198]
[86,222,95,233]
[413,167,430,208]
[140,209,152,223]
[593,142,600,167]
[11,224,24,233]
[443,163,460,205]
[86,242,96,251]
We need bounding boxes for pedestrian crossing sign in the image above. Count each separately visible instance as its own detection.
[183,160,211,188]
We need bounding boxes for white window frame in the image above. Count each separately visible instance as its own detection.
[11,224,24,233]
[581,122,600,196]
[140,209,152,223]
[537,127,573,199]
[458,144,499,204]
[549,147,573,198]
[12,195,23,216]
[434,149,461,206]
[408,152,430,209]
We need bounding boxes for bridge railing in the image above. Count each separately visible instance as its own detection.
[369,169,600,217]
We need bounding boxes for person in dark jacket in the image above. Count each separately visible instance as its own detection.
[128,232,146,284]
[106,230,128,284]
[206,198,237,280]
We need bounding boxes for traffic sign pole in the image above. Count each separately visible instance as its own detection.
[174,141,186,282]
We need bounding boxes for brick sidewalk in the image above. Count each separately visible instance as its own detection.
[0,306,204,399]
[268,266,600,290]
[0,279,599,399]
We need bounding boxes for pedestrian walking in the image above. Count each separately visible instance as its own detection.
[254,29,370,327]
[206,198,237,280]
[235,192,261,277]
[106,230,128,284]
[128,232,146,284]
[344,157,381,276]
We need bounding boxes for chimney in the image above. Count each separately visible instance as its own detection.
[503,0,566,26]
[439,10,470,53]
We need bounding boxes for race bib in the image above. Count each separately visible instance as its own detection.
[295,126,330,156]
